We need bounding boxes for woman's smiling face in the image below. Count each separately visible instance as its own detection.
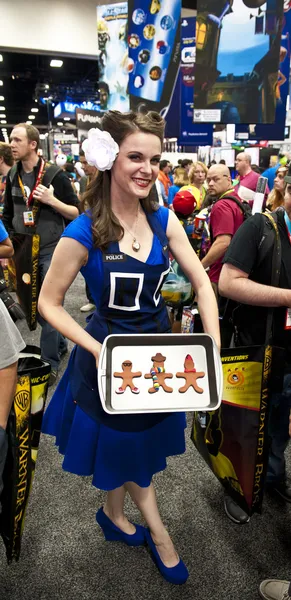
[111,131,162,200]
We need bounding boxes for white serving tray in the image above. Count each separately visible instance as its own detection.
[98,333,222,415]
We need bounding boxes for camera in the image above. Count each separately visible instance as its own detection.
[0,275,26,323]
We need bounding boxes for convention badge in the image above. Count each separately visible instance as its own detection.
[285,308,291,330]
[23,210,35,227]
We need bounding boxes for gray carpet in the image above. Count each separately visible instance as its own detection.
[0,273,290,600]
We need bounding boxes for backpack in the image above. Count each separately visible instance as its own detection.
[9,163,62,188]
[9,163,63,228]
[220,194,253,221]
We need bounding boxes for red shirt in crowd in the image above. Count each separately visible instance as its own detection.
[235,170,269,196]
[208,190,244,284]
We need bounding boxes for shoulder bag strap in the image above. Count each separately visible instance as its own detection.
[264,212,281,345]
[146,211,169,258]
[42,165,62,188]
[219,194,249,217]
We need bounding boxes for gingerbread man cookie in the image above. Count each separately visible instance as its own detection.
[176,354,205,394]
[144,352,173,393]
[114,360,142,394]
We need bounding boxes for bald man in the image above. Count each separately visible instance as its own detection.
[201,164,245,297]
[235,152,269,197]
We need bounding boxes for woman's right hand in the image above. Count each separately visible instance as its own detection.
[92,342,102,369]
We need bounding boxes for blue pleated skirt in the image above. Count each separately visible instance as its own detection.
[42,366,187,491]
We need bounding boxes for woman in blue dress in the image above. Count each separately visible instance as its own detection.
[39,110,220,585]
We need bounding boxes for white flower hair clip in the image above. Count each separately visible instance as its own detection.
[82,127,119,171]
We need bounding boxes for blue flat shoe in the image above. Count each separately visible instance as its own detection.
[145,529,189,585]
[96,507,146,546]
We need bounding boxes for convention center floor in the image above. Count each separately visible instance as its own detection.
[0,274,290,600]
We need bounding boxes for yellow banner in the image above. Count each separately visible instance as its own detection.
[222,361,263,411]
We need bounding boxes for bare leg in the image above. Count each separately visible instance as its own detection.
[126,481,179,568]
[103,485,136,535]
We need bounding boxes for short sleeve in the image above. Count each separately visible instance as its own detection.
[223,214,263,275]
[61,212,94,251]
[0,220,8,243]
[154,205,169,232]
[0,299,26,368]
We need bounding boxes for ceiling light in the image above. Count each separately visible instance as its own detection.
[0,114,6,119]
[44,84,50,90]
[57,122,63,126]
[0,97,4,101]
[0,82,3,86]
[0,107,5,111]
[35,99,38,103]
[0,55,3,62]
[26,121,32,125]
[0,120,7,124]
[28,115,35,119]
[12,75,15,80]
[31,108,39,113]
[50,59,63,68]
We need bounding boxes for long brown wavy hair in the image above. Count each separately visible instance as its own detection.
[81,110,165,249]
[266,166,288,211]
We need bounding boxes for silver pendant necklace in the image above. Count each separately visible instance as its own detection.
[117,207,141,252]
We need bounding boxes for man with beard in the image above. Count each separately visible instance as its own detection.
[201,164,245,298]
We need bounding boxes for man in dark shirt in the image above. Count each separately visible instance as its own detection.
[2,123,80,385]
[219,181,291,524]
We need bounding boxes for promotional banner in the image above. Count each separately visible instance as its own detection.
[178,17,213,146]
[0,347,50,563]
[194,0,284,124]
[235,6,291,140]
[97,2,129,112]
[192,345,274,516]
[7,234,40,332]
[128,0,181,116]
[76,108,102,143]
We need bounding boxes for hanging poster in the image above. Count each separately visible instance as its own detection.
[97,2,129,112]
[235,5,291,140]
[75,108,102,144]
[178,17,213,146]
[128,0,181,116]
[194,0,284,124]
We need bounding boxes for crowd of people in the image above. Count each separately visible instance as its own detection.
[0,114,290,596]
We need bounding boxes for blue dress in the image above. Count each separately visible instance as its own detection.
[42,206,186,491]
